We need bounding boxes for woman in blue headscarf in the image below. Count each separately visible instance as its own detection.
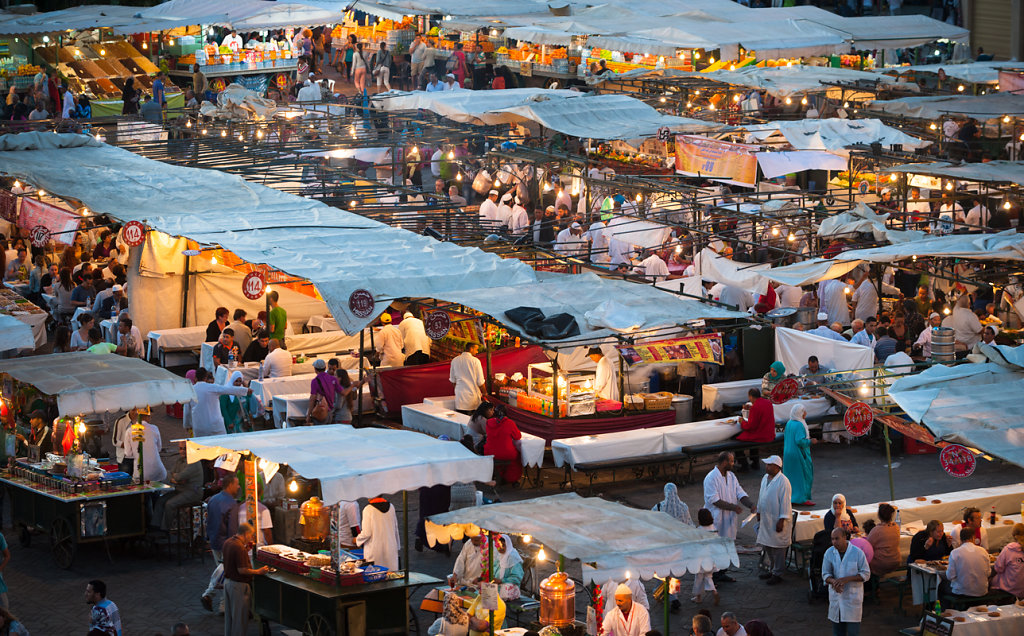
[783,403,815,506]
[761,361,787,396]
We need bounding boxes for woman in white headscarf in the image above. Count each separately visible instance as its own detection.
[783,403,815,507]
[824,493,859,536]
[652,483,694,526]
[946,293,983,349]
[218,370,254,434]
[490,534,524,600]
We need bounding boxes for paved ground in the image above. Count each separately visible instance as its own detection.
[4,404,1023,635]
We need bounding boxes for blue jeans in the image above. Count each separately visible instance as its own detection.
[831,621,860,636]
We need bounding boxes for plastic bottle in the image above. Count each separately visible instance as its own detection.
[990,506,997,525]
[228,350,236,368]
[934,600,942,616]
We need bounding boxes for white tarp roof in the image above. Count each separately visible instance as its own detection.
[866,93,1024,120]
[0,5,156,35]
[375,90,728,140]
[0,132,745,341]
[764,8,969,48]
[763,230,1024,286]
[0,315,35,352]
[882,160,1024,184]
[888,351,1024,468]
[425,492,739,583]
[186,426,494,504]
[883,61,1021,85]
[696,247,771,296]
[816,202,925,244]
[775,326,873,374]
[0,352,196,416]
[743,118,930,152]
[114,0,350,34]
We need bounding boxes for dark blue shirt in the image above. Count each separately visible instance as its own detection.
[206,490,239,551]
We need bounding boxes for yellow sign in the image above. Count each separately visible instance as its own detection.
[675,135,758,186]
[616,333,724,365]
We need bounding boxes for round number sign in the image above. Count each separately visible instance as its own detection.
[121,220,146,247]
[843,401,873,437]
[770,378,799,404]
[242,271,266,300]
[940,444,976,478]
[424,310,452,341]
[29,225,50,248]
[348,289,375,318]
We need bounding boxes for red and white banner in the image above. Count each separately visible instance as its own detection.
[17,198,80,246]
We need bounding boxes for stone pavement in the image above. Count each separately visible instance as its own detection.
[3,407,1023,635]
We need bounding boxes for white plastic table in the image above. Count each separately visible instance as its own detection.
[661,416,744,450]
[306,315,339,332]
[400,402,545,467]
[424,396,457,410]
[702,378,761,411]
[147,326,207,365]
[551,428,666,470]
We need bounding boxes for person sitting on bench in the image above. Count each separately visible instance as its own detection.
[734,388,775,472]
[943,527,991,603]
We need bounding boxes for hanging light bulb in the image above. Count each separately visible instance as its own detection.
[787,232,796,242]
[456,172,462,181]
[211,256,218,265]
[771,226,780,236]
[844,286,851,295]
[674,244,682,254]
[708,56,715,64]
[100,48,106,55]
[220,130,227,137]
[635,193,642,202]
[843,102,850,108]
[930,123,937,130]
[82,208,89,216]
[957,84,965,92]
[1004,115,1011,123]
[238,134,245,142]
[256,129,263,139]
[185,120,192,128]
[411,145,418,154]
[800,96,808,106]
[889,174,897,182]
[943,307,951,315]
[694,52,701,60]
[37,190,45,197]
[522,534,532,543]
[625,570,632,579]
[785,97,792,105]
[537,547,547,561]
[945,182,953,191]
[733,94,741,102]
[350,201,357,208]
[201,128,208,135]
[686,101,692,108]
[12,181,20,189]
[659,96,666,103]
[1004,201,1012,210]
[858,383,870,396]
[447,150,455,160]
[142,42,148,50]
[288,479,299,493]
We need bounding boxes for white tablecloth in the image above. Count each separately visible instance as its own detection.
[552,428,666,469]
[3,281,29,296]
[773,396,834,423]
[702,378,761,411]
[41,293,57,315]
[424,396,457,410]
[306,315,339,332]
[283,330,361,355]
[942,603,1024,636]
[10,310,46,348]
[271,391,375,428]
[401,402,545,467]
[250,374,317,410]
[794,483,1024,542]
[148,326,207,365]
[71,306,93,331]
[661,416,744,450]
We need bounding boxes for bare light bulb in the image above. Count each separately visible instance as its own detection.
[522,534,532,543]
[288,480,298,493]
[785,97,792,105]
[537,547,547,561]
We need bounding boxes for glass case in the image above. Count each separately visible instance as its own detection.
[526,363,596,416]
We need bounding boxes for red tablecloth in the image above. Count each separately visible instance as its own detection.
[504,403,676,442]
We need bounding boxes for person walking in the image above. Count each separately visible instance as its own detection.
[756,456,792,586]
[201,474,240,612]
[222,522,268,636]
[823,528,870,636]
[783,403,815,506]
[85,580,121,636]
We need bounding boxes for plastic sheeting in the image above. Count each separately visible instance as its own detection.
[0,132,745,342]
[0,5,149,35]
[744,118,931,152]
[696,248,771,296]
[866,93,1024,121]
[425,492,739,583]
[816,202,925,244]
[0,314,36,352]
[115,0,350,34]
[198,83,278,121]
[0,352,196,416]
[756,150,847,179]
[774,326,874,375]
[606,66,906,98]
[883,160,1024,185]
[373,88,585,125]
[883,61,1019,84]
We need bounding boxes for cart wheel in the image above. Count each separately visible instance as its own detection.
[49,517,76,569]
[18,525,31,548]
[302,613,335,636]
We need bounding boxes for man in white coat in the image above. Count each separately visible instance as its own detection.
[122,408,166,483]
[449,341,485,414]
[479,190,499,229]
[755,456,792,585]
[448,534,485,585]
[356,498,400,572]
[602,583,651,636]
[637,249,669,282]
[495,192,514,230]
[703,451,756,582]
[599,578,648,618]
[818,279,852,327]
[509,201,530,236]
[822,527,870,635]
[589,347,619,401]
[191,367,251,437]
[375,313,405,368]
[398,311,431,362]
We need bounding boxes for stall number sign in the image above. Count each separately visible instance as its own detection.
[120,221,146,247]
[348,289,375,318]
[770,378,799,404]
[29,225,50,248]
[843,402,873,437]
[242,271,266,300]
[424,310,452,340]
[940,444,976,478]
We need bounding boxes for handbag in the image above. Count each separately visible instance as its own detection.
[309,377,330,422]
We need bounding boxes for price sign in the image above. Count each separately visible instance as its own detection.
[348,288,375,318]
[424,310,452,340]
[29,224,50,248]
[940,444,976,478]
[858,180,870,195]
[520,61,533,77]
[121,220,146,247]
[770,377,799,404]
[843,401,873,437]
[657,126,671,142]
[242,271,266,300]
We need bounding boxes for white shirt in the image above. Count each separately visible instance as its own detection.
[851,280,878,322]
[509,205,530,235]
[449,351,485,410]
[703,467,748,539]
[453,540,484,583]
[425,81,444,92]
[238,502,274,546]
[263,347,292,378]
[777,284,803,308]
[818,279,851,326]
[479,198,499,226]
[594,356,619,402]
[822,544,870,623]
[222,34,243,52]
[718,285,753,313]
[296,82,322,102]
[756,472,792,549]
[338,500,361,547]
[607,237,634,265]
[950,524,989,551]
[116,325,144,358]
[811,325,848,342]
[398,316,431,357]
[191,381,250,437]
[442,80,460,91]
[588,222,610,263]
[850,329,876,348]
[639,254,669,281]
[430,149,443,176]
[599,579,648,617]
[915,326,936,357]
[356,503,400,571]
[62,90,74,118]
[376,324,405,367]
[601,602,650,636]
[965,204,990,228]
[494,202,513,229]
[946,542,991,597]
[555,228,587,257]
[716,628,747,636]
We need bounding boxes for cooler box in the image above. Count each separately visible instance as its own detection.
[903,437,938,455]
[165,403,184,419]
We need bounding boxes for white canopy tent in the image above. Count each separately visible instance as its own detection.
[881,160,1024,184]
[0,315,36,353]
[425,492,738,583]
[774,326,873,376]
[0,352,196,416]
[742,118,931,153]
[0,5,152,35]
[186,426,494,505]
[883,61,1021,85]
[865,93,1024,121]
[816,202,925,244]
[116,0,350,33]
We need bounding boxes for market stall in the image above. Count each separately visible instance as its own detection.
[0,352,195,568]
[0,286,46,350]
[185,425,493,636]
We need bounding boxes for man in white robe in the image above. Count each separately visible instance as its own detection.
[601,583,650,636]
[509,202,530,236]
[555,222,588,257]
[356,499,400,572]
[449,534,485,585]
[588,220,610,263]
[589,347,619,401]
[191,367,251,437]
[495,193,514,230]
[755,455,792,585]
[703,451,756,546]
[479,190,499,229]
[599,578,648,618]
[818,279,852,327]
[375,314,405,368]
[637,250,670,282]
[398,311,431,361]
[449,342,485,413]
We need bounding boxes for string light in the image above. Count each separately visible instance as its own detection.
[858,383,870,396]
[800,97,808,105]
[288,480,299,493]
[787,232,795,242]
[843,102,850,108]
[1004,115,1011,123]
[733,94,740,102]
[957,85,965,92]
[447,151,455,160]
[256,130,263,139]
[943,307,951,315]
[537,547,547,561]
[1005,201,1013,210]
[211,256,218,265]
[930,123,937,130]
[771,226,779,236]
[37,190,45,197]
[522,534,532,543]
[12,181,19,189]
[785,97,792,105]
[201,128,208,135]
[220,130,227,137]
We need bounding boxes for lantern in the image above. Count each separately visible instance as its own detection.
[300,496,328,540]
[539,571,576,627]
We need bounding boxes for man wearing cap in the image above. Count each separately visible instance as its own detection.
[509,200,530,236]
[495,192,514,230]
[810,312,847,342]
[479,190,499,230]
[375,313,405,368]
[398,310,431,365]
[588,347,619,401]
[443,73,460,90]
[306,359,345,425]
[95,283,124,318]
[602,582,650,636]
[637,248,670,282]
[756,455,792,586]
[296,77,321,103]
[555,222,588,257]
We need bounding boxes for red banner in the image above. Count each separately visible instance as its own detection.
[17,198,80,246]
[616,333,724,366]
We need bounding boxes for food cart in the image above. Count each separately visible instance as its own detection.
[0,352,196,568]
[184,425,494,636]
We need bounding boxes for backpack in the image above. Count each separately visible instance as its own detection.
[309,376,330,421]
